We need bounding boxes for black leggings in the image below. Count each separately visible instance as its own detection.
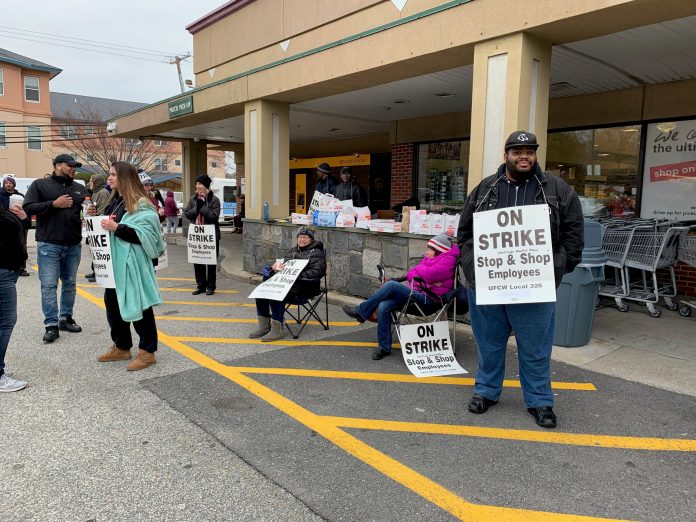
[104,288,158,352]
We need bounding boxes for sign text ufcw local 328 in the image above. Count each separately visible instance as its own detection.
[473,205,556,305]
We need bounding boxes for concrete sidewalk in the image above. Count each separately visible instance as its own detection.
[209,229,696,398]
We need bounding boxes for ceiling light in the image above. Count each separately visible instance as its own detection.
[621,128,638,132]
[597,153,611,157]
[327,128,341,132]
[656,122,676,133]
[433,92,456,98]
[392,98,410,104]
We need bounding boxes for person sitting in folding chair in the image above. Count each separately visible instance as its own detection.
[342,234,460,360]
[249,227,326,342]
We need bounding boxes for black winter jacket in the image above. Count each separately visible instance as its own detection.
[457,164,584,287]
[184,191,221,240]
[281,239,327,298]
[331,181,368,207]
[23,174,89,245]
[0,205,28,271]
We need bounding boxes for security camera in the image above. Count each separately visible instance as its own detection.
[106,122,117,134]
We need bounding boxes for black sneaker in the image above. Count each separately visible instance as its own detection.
[43,326,60,343]
[58,316,82,333]
[18,269,30,277]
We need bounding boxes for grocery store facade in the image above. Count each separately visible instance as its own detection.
[110,0,696,295]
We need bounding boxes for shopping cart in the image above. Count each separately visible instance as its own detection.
[598,224,654,312]
[677,234,696,318]
[619,226,690,317]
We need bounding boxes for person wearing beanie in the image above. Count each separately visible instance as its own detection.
[331,166,368,207]
[314,162,339,195]
[184,174,221,295]
[342,234,460,360]
[249,227,326,342]
[0,175,31,277]
[141,174,165,211]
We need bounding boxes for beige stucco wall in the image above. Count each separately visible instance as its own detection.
[0,63,53,178]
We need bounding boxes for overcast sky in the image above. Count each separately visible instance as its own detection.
[0,0,226,104]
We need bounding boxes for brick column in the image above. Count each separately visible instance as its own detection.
[390,143,414,208]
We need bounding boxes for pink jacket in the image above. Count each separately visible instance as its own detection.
[407,244,460,298]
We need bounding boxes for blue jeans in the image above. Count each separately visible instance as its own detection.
[37,242,82,326]
[0,268,19,377]
[355,280,431,353]
[467,288,556,408]
[255,299,286,323]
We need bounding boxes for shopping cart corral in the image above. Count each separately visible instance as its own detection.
[598,219,691,317]
[677,234,696,317]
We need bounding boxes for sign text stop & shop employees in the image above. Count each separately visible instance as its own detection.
[473,205,556,305]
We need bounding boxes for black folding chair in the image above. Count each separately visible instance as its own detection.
[283,252,329,339]
[385,262,467,354]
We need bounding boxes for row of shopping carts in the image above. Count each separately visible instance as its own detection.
[595,217,696,318]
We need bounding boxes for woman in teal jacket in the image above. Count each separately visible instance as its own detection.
[94,161,164,371]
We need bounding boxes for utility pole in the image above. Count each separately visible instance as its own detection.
[169,53,191,94]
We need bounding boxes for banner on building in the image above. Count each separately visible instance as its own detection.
[187,224,217,265]
[248,259,309,301]
[641,119,696,220]
[473,205,556,305]
[399,322,467,378]
[84,217,116,288]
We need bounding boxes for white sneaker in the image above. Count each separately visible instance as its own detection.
[0,373,28,393]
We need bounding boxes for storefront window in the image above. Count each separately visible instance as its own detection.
[416,140,469,213]
[547,125,641,217]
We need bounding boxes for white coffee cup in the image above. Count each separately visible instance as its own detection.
[9,194,24,208]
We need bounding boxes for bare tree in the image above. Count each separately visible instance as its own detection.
[54,104,178,175]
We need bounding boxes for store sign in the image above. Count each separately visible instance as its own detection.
[168,96,193,119]
[289,154,371,169]
[473,205,556,305]
[641,119,696,220]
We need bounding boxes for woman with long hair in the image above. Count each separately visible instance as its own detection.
[91,161,164,371]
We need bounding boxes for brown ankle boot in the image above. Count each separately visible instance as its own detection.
[97,345,132,362]
[127,349,157,371]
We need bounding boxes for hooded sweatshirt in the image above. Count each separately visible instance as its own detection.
[163,191,179,217]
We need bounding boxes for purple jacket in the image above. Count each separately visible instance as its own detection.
[407,243,460,297]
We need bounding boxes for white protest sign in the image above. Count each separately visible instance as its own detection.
[187,224,217,265]
[248,259,309,301]
[155,234,168,271]
[84,217,115,288]
[473,205,556,305]
[399,322,467,378]
[308,191,325,214]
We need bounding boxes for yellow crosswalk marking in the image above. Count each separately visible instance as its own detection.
[77,284,239,294]
[155,316,354,326]
[162,300,256,307]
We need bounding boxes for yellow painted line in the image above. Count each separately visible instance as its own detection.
[77,284,239,294]
[157,334,625,521]
[163,300,256,307]
[175,335,395,348]
[230,366,597,391]
[76,286,106,308]
[155,315,354,327]
[324,417,696,452]
[157,277,196,281]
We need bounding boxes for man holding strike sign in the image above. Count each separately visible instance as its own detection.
[457,131,583,428]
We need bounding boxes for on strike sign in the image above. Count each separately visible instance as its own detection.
[187,224,217,265]
[248,259,309,301]
[399,322,467,378]
[84,217,115,288]
[473,205,555,305]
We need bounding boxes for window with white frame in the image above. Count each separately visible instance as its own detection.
[27,126,41,150]
[161,159,168,171]
[0,122,6,147]
[24,76,40,102]
[0,69,4,96]
[60,125,78,140]
[153,139,162,147]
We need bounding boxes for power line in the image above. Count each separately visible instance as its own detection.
[0,34,173,64]
[0,24,183,57]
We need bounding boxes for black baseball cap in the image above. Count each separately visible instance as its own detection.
[53,154,82,168]
[504,131,539,151]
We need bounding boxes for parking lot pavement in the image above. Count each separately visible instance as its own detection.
[5,242,696,521]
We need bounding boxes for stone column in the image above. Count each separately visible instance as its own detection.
[468,32,551,189]
[244,100,290,219]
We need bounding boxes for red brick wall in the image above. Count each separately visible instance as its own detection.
[676,263,696,298]
[390,143,414,208]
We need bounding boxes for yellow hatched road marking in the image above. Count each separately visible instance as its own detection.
[176,336,392,348]
[231,366,597,391]
[156,316,355,327]
[77,284,239,294]
[157,333,626,522]
[163,300,256,307]
[324,417,696,452]
[157,277,196,281]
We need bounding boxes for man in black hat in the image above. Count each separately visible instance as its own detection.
[23,154,89,343]
[457,130,583,429]
[331,166,368,207]
[314,162,339,195]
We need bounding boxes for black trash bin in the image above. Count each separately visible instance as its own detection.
[553,218,607,347]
